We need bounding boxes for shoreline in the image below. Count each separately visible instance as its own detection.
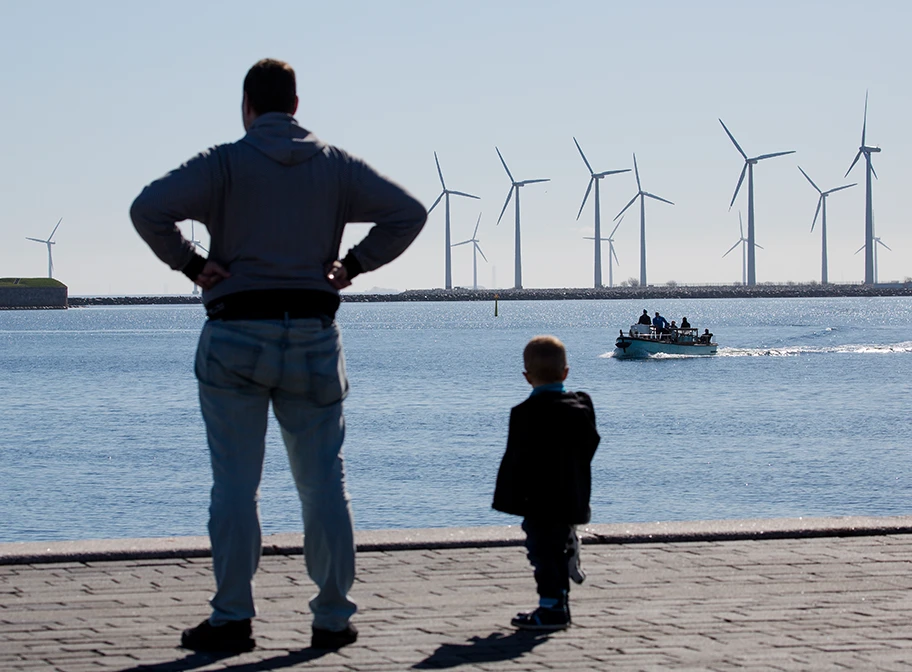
[3,515,912,565]
[63,283,912,307]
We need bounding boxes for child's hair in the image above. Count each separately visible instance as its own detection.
[523,335,567,383]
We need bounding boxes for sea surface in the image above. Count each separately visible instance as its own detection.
[2,297,911,543]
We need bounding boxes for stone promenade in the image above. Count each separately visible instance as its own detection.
[3,517,912,671]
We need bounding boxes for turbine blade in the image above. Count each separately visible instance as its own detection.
[870,161,878,180]
[476,243,488,263]
[495,146,514,182]
[449,190,480,199]
[730,163,747,209]
[811,196,822,232]
[615,194,638,221]
[754,243,764,250]
[427,191,444,215]
[877,239,892,251]
[862,90,868,146]
[49,217,63,240]
[611,244,619,265]
[197,244,209,254]
[754,150,796,161]
[519,178,550,185]
[497,187,514,225]
[845,150,862,177]
[434,151,445,189]
[739,211,744,239]
[577,178,594,220]
[825,183,857,195]
[452,240,471,247]
[594,168,630,178]
[719,119,748,160]
[573,137,593,174]
[855,244,865,255]
[26,237,45,243]
[722,241,740,258]
[472,212,481,238]
[797,166,821,193]
[632,153,641,191]
[643,192,674,206]
[608,216,623,239]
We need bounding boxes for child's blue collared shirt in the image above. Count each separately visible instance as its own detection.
[529,382,566,397]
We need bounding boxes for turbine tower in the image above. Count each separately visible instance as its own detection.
[614,154,673,287]
[495,147,549,289]
[845,92,882,285]
[855,236,891,285]
[451,213,487,290]
[797,167,855,285]
[719,119,795,286]
[427,152,480,289]
[26,218,63,279]
[189,221,209,296]
[573,137,630,288]
[722,212,763,286]
[583,216,624,288]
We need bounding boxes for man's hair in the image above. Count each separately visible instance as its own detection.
[243,59,296,115]
[523,335,567,383]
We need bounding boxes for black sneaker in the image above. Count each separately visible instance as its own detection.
[180,618,255,653]
[510,605,571,631]
[311,623,358,649]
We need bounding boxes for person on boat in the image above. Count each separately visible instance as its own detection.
[680,317,691,330]
[699,329,714,344]
[669,320,679,342]
[637,309,651,326]
[652,312,669,334]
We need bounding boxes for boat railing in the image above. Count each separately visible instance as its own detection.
[627,324,713,344]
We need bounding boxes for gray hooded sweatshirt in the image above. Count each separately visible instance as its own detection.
[130,113,427,303]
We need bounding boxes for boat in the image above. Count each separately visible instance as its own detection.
[614,323,718,358]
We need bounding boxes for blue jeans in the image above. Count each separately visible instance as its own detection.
[195,316,356,631]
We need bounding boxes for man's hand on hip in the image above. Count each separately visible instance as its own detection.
[196,261,231,290]
[326,261,351,289]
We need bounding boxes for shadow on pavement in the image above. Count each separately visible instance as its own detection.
[412,630,551,668]
[116,648,329,672]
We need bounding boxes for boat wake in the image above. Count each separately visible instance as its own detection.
[718,342,912,357]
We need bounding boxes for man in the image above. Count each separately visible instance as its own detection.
[637,309,651,326]
[652,311,669,334]
[131,58,427,653]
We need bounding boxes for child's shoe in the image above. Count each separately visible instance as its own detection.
[567,527,586,585]
[510,604,571,631]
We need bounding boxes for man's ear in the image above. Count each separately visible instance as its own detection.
[292,96,299,115]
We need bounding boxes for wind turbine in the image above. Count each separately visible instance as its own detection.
[583,216,624,288]
[451,213,487,290]
[189,220,209,296]
[573,137,630,288]
[427,152,479,290]
[614,154,673,287]
[26,218,63,278]
[797,167,856,285]
[719,119,795,286]
[495,147,549,289]
[855,236,891,285]
[722,212,763,286]
[845,92,882,285]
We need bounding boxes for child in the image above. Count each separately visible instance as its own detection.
[493,335,600,630]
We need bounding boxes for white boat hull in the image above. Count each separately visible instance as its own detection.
[614,335,717,358]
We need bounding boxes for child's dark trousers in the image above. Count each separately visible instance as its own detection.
[522,517,571,600]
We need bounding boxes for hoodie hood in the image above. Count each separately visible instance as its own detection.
[241,112,325,166]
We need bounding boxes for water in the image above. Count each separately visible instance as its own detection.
[1,297,911,542]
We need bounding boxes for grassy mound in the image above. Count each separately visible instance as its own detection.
[0,278,67,288]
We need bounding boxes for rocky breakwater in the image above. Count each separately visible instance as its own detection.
[69,295,203,307]
[343,283,912,302]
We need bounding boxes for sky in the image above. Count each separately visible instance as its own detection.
[1,0,910,295]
